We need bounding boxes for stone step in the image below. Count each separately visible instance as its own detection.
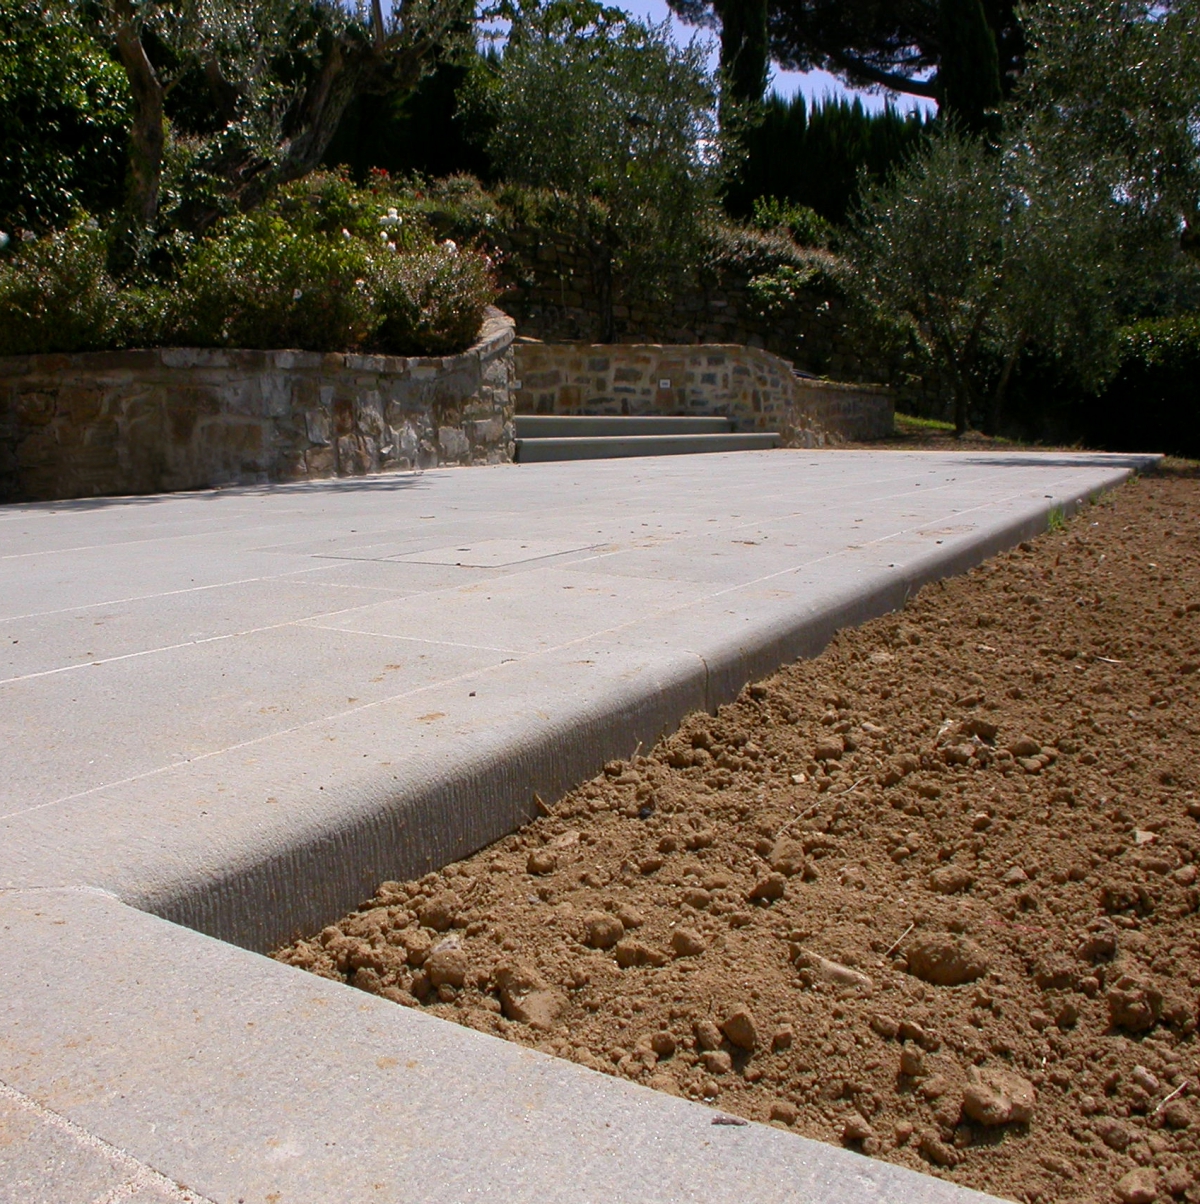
[515,414,733,438]
[516,432,781,462]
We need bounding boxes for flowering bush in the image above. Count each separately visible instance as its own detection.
[174,213,378,351]
[369,240,496,355]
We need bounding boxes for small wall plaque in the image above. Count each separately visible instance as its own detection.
[658,379,671,389]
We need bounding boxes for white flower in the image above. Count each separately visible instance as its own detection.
[0,231,9,250]
[387,241,396,252]
[84,217,99,231]
[20,229,35,242]
[378,207,403,229]
[380,230,389,242]
[342,228,352,240]
[443,239,457,252]
[292,288,303,300]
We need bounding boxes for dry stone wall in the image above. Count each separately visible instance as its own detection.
[0,309,515,503]
[514,342,892,445]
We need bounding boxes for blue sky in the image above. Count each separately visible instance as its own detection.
[616,0,936,114]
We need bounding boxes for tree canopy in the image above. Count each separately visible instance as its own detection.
[476,3,722,338]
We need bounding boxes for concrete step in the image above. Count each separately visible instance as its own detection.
[515,414,733,438]
[516,431,781,462]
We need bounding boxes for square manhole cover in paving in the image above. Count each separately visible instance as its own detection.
[387,539,598,567]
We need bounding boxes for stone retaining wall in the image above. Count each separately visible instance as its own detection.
[0,309,515,503]
[514,341,892,446]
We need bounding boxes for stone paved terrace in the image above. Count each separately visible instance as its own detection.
[0,448,1156,1203]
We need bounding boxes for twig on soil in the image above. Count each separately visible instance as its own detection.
[1094,656,1124,665]
[834,777,868,797]
[776,803,822,839]
[533,792,553,816]
[1154,1081,1190,1114]
[883,923,914,959]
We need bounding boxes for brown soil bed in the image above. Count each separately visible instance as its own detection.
[276,466,1200,1204]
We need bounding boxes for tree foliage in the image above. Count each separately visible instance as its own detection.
[88,0,471,269]
[850,0,1200,435]
[937,0,1002,135]
[476,3,723,339]
[724,91,933,222]
[0,0,130,230]
[765,0,1023,100]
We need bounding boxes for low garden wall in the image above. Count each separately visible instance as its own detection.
[513,341,892,445]
[0,308,515,503]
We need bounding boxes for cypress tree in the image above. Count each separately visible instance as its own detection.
[936,0,1003,137]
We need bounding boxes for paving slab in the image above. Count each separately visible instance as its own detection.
[0,449,1157,1203]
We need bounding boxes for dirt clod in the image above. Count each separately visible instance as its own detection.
[906,934,990,986]
[962,1066,1037,1126]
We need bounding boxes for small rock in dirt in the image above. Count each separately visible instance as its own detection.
[769,1101,798,1125]
[1078,920,1119,963]
[614,939,668,968]
[1161,1100,1193,1130]
[1115,1167,1159,1204]
[1107,971,1163,1032]
[425,946,469,989]
[700,1049,733,1075]
[748,872,787,903]
[894,1121,914,1145]
[814,736,844,761]
[695,1019,724,1051]
[583,911,625,950]
[842,1114,875,1143]
[768,838,808,877]
[1131,1065,1160,1093]
[649,1031,677,1058]
[907,934,990,986]
[869,1013,900,1039]
[418,891,460,932]
[493,961,567,1032]
[899,1047,925,1077]
[526,848,558,875]
[1001,865,1029,885]
[682,887,712,909]
[1094,1118,1135,1151]
[928,865,973,895]
[962,1066,1037,1126]
[771,1024,794,1051]
[671,927,706,958]
[918,1129,959,1168]
[613,902,644,928]
[898,1018,937,1049]
[1008,736,1042,758]
[401,928,433,966]
[794,949,874,991]
[720,1009,759,1051]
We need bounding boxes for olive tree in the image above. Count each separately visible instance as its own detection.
[479,3,723,340]
[850,0,1200,434]
[93,0,471,268]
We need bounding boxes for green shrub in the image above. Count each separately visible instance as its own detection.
[370,241,496,356]
[751,197,838,250]
[0,0,130,231]
[0,222,120,354]
[0,174,498,358]
[174,212,378,351]
[1083,315,1200,456]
